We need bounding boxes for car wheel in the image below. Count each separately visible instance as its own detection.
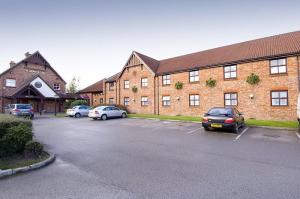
[233,123,239,134]
[75,113,81,118]
[101,114,107,121]
[122,113,127,118]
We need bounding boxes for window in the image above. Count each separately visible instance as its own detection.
[189,95,200,106]
[141,97,148,106]
[109,98,114,104]
[271,91,288,106]
[162,96,171,106]
[124,80,130,89]
[124,97,130,106]
[100,98,103,104]
[141,78,148,87]
[53,83,60,90]
[224,65,237,79]
[189,71,199,82]
[162,75,171,85]
[224,93,238,106]
[270,58,287,74]
[6,79,16,87]
[109,82,114,91]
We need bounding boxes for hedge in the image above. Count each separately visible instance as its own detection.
[0,114,34,157]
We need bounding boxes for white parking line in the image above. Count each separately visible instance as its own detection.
[187,127,203,134]
[296,132,300,139]
[234,127,249,142]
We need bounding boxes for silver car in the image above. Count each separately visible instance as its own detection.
[66,105,91,118]
[5,104,34,119]
[88,106,127,120]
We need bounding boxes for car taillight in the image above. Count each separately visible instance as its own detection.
[13,109,20,112]
[202,117,208,123]
[225,118,235,124]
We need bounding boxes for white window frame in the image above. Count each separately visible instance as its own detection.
[141,97,149,106]
[124,97,130,106]
[124,80,130,89]
[5,79,16,87]
[141,78,148,87]
[189,95,200,106]
[224,93,238,106]
[162,96,171,106]
[224,65,237,79]
[271,91,288,106]
[189,71,199,82]
[270,58,287,74]
[162,75,171,85]
[109,98,114,104]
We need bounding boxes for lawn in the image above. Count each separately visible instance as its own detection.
[128,114,298,129]
[0,153,49,170]
[128,114,202,122]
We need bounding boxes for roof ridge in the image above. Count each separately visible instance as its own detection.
[159,30,300,62]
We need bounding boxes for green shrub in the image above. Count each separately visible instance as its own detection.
[0,114,32,139]
[25,141,44,157]
[70,99,88,108]
[0,122,33,157]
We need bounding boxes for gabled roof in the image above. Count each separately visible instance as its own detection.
[78,79,104,93]
[134,51,160,73]
[0,51,66,84]
[4,74,59,98]
[105,72,120,83]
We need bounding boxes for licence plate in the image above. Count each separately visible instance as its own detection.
[211,123,222,128]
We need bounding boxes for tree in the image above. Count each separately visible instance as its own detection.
[67,76,80,93]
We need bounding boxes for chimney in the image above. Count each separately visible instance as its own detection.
[25,52,31,58]
[10,61,16,67]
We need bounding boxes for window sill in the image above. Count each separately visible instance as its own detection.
[162,84,171,87]
[269,73,288,77]
[224,78,237,81]
[189,81,199,84]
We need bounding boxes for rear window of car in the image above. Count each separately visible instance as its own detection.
[208,108,233,116]
[16,104,32,109]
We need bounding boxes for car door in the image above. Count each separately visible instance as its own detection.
[82,106,90,116]
[112,107,121,117]
[104,107,113,117]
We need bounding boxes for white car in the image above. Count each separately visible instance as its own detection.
[66,105,91,118]
[88,106,127,120]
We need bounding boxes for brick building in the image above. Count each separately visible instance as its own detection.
[0,51,81,113]
[78,79,105,106]
[82,31,300,120]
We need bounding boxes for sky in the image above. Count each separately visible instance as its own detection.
[0,0,300,89]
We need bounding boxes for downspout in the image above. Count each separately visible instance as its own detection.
[297,55,300,92]
[1,76,3,113]
[157,76,160,115]
[153,75,156,115]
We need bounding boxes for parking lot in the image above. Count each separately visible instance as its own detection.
[1,117,300,199]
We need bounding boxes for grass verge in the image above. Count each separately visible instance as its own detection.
[128,114,298,129]
[128,114,201,122]
[245,119,298,129]
[0,152,49,170]
[54,113,67,118]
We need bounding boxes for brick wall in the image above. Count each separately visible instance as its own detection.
[157,56,299,120]
[118,65,155,114]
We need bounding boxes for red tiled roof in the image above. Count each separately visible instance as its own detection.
[106,72,120,82]
[135,30,300,75]
[78,79,104,93]
[135,51,160,73]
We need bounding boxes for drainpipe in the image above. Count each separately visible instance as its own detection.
[297,56,300,92]
[157,76,160,115]
[153,76,156,115]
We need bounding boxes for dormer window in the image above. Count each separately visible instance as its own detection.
[6,79,16,87]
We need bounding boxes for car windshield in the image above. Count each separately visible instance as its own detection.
[16,104,32,109]
[208,108,232,116]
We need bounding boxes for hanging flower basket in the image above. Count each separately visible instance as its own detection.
[132,86,138,93]
[246,73,260,85]
[175,81,183,90]
[206,78,216,88]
